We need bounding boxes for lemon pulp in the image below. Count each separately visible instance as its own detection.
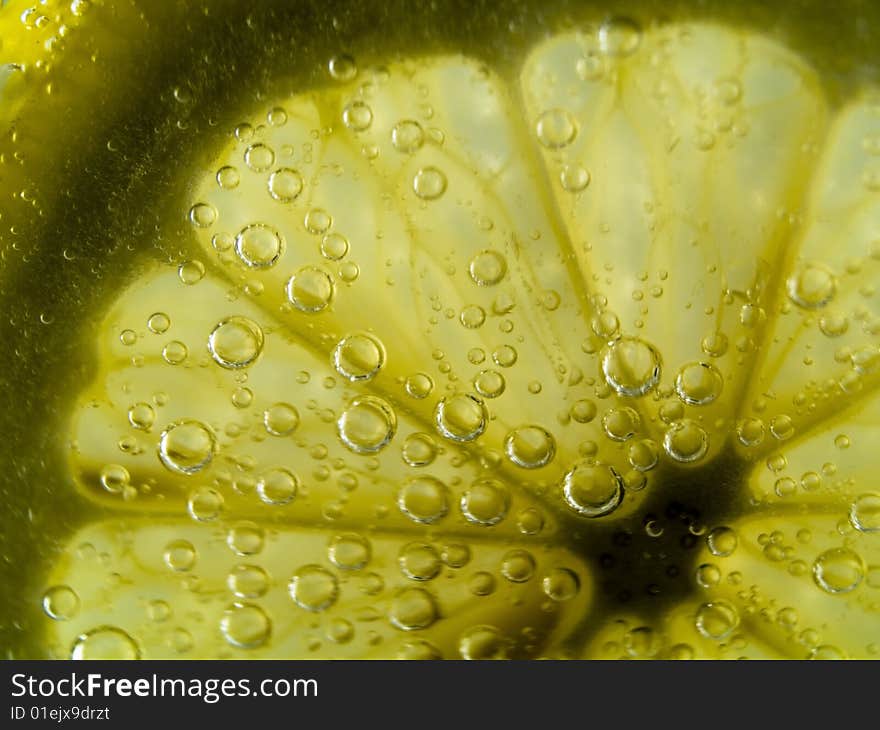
[1,0,880,659]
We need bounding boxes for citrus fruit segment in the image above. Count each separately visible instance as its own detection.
[42,520,590,659]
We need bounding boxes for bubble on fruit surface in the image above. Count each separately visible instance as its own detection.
[602,407,640,442]
[342,100,373,131]
[850,493,880,533]
[401,432,437,467]
[399,543,442,581]
[187,486,224,521]
[263,403,300,436]
[602,337,662,397]
[517,507,544,535]
[562,461,623,518]
[42,585,80,621]
[158,420,216,474]
[535,108,577,148]
[663,420,709,463]
[208,316,264,369]
[321,232,349,260]
[398,476,449,524]
[813,548,865,594]
[435,393,488,442]
[328,53,357,81]
[227,565,270,599]
[707,527,738,557]
[560,164,591,192]
[461,479,510,526]
[542,568,579,601]
[333,333,385,381]
[163,539,197,572]
[570,399,597,423]
[736,417,765,447]
[459,626,508,660]
[188,202,216,228]
[220,603,271,649]
[696,563,721,588]
[627,439,659,472]
[389,588,438,631]
[504,425,556,468]
[808,645,847,660]
[147,312,171,334]
[413,166,447,200]
[178,260,206,285]
[624,627,662,658]
[493,344,518,367]
[286,266,334,312]
[244,143,275,172]
[338,396,397,454]
[233,223,283,269]
[501,549,535,583]
[396,640,441,659]
[787,262,837,309]
[71,626,140,660]
[304,208,332,235]
[99,463,130,494]
[598,16,642,56]
[216,165,240,189]
[405,373,434,399]
[267,167,304,202]
[227,522,264,556]
[328,533,371,571]
[256,467,299,505]
[441,543,470,568]
[289,565,339,612]
[675,362,723,405]
[162,340,188,365]
[769,414,795,441]
[468,250,507,286]
[695,600,739,640]
[469,571,496,596]
[474,369,506,398]
[391,119,424,153]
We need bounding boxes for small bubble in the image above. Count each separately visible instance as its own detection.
[769,414,795,441]
[813,548,865,593]
[474,369,506,399]
[493,345,518,367]
[850,493,880,533]
[736,417,765,447]
[602,337,662,397]
[501,549,535,583]
[405,373,434,399]
[461,479,510,526]
[289,565,339,612]
[286,267,334,312]
[188,202,217,228]
[220,603,271,649]
[401,432,437,467]
[627,439,659,472]
[560,164,591,192]
[244,143,275,172]
[390,588,438,631]
[459,626,508,660]
[819,313,849,338]
[158,420,216,474]
[321,232,349,260]
[256,467,299,505]
[536,108,577,149]
[570,399,598,424]
[187,486,224,521]
[147,312,171,334]
[504,425,556,469]
[460,305,486,329]
[707,527,738,557]
[602,407,640,442]
[263,403,300,436]
[328,533,371,571]
[120,329,137,346]
[517,507,545,535]
[333,333,385,381]
[675,361,723,405]
[413,167,448,200]
[304,208,332,235]
[468,250,507,286]
[162,340,188,365]
[391,120,424,153]
[398,476,449,524]
[435,393,487,442]
[71,627,140,660]
[328,54,357,81]
[342,100,373,131]
[216,165,241,189]
[163,539,197,572]
[208,316,264,368]
[267,168,304,202]
[227,565,270,599]
[663,419,709,463]
[42,585,80,621]
[787,263,836,309]
[563,461,623,518]
[227,522,265,556]
[234,223,283,269]
[695,600,739,640]
[99,463,130,494]
[542,568,580,601]
[696,563,721,588]
[178,260,206,285]
[598,16,642,56]
[469,571,497,596]
[399,543,442,581]
[337,396,397,454]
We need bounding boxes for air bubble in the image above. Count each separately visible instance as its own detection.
[435,393,487,442]
[542,569,580,601]
[127,403,155,431]
[663,420,709,463]
[304,208,333,234]
[391,120,424,153]
[328,533,371,571]
[504,425,556,468]
[468,250,507,286]
[163,539,197,572]
[244,143,275,172]
[399,543,442,581]
[563,461,623,518]
[158,420,216,474]
[707,527,738,557]
[257,467,299,505]
[675,362,723,405]
[413,167,447,200]
[560,164,591,192]
[398,476,449,524]
[338,396,397,454]
[216,165,240,189]
[536,108,577,148]
[187,486,224,521]
[787,263,836,309]
[813,548,865,594]
[208,316,264,368]
[501,549,535,583]
[321,232,349,260]
[286,267,334,312]
[602,337,661,397]
[220,603,271,649]
[474,369,506,398]
[401,433,437,467]
[188,202,216,228]
[42,585,80,621]
[71,627,140,660]
[459,626,508,660]
[390,588,438,631]
[234,224,283,268]
[602,407,640,442]
[263,403,300,436]
[461,479,510,526]
[342,100,373,131]
[598,16,642,56]
[289,565,339,612]
[267,168,304,202]
[695,600,739,640]
[850,493,880,533]
[333,333,385,381]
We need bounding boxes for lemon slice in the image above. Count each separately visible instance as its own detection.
[42,19,880,658]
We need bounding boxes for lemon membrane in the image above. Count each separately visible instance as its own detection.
[1,0,880,659]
